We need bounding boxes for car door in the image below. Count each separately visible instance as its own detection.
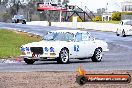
[72,32,96,58]
[70,32,87,58]
[81,33,96,57]
[122,21,132,35]
[129,21,132,35]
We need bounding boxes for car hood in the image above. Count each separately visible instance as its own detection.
[22,40,65,47]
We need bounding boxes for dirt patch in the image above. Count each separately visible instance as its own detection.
[0,71,131,88]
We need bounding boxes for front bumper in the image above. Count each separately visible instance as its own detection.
[20,53,58,59]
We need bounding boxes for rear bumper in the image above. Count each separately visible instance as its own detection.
[103,48,109,52]
[104,49,109,51]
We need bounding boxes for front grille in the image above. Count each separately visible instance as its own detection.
[30,47,43,54]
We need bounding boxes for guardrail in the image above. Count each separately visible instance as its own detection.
[26,21,119,32]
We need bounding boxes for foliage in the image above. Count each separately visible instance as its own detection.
[112,12,132,21]
[96,21,120,24]
[69,16,83,22]
[0,30,41,58]
[2,13,10,22]
[77,17,83,22]
[121,12,132,15]
[92,16,102,21]
[112,12,121,21]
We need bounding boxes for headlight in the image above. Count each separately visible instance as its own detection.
[44,47,49,52]
[26,47,30,51]
[50,47,55,52]
[20,47,25,51]
[20,47,30,51]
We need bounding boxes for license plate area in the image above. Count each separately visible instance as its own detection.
[30,47,43,54]
[32,53,40,58]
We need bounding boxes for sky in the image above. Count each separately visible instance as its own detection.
[69,0,127,12]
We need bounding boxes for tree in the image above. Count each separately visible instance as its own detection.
[92,16,102,21]
[3,0,28,19]
[112,12,121,21]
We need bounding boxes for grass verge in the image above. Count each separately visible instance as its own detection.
[96,21,120,24]
[0,29,41,58]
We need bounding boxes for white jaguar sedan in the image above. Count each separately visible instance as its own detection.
[20,30,109,64]
[116,20,132,37]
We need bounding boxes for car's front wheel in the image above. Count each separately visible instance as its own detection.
[91,48,102,62]
[57,48,69,64]
[121,29,126,37]
[24,58,35,64]
[22,20,26,24]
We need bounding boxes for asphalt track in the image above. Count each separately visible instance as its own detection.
[0,22,132,72]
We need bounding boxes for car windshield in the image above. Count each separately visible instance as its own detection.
[43,32,74,41]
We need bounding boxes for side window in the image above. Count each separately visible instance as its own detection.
[44,32,54,40]
[82,33,89,41]
[75,32,92,41]
[75,33,82,42]
[65,32,74,41]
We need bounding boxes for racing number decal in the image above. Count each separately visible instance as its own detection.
[74,45,79,52]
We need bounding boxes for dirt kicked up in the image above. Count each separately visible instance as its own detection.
[0,71,131,88]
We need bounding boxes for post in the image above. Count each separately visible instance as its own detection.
[72,16,78,29]
[59,11,62,22]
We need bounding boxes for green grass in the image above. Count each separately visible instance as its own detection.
[0,29,41,58]
[96,21,120,24]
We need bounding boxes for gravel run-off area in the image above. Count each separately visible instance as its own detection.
[0,71,131,88]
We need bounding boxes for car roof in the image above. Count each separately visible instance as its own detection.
[122,19,132,22]
[50,30,88,34]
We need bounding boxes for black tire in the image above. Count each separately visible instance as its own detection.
[24,58,35,64]
[16,19,19,23]
[22,20,26,24]
[91,48,102,62]
[14,20,17,23]
[57,48,69,64]
[116,33,120,36]
[121,29,126,37]
[116,29,120,36]
[76,75,87,85]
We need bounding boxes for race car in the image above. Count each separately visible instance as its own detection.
[12,15,26,24]
[116,19,132,37]
[20,30,109,64]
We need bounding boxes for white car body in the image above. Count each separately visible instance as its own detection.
[12,15,26,24]
[116,20,132,37]
[20,30,109,64]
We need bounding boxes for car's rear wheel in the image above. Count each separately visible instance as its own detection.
[91,48,102,62]
[57,48,69,64]
[22,20,26,24]
[24,58,35,64]
[116,29,120,36]
[121,29,126,37]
